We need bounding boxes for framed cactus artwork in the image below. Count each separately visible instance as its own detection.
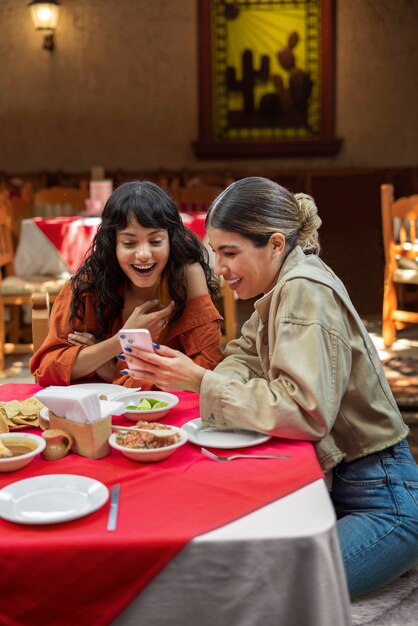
[193,0,342,158]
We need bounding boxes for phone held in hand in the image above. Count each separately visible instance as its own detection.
[118,329,154,371]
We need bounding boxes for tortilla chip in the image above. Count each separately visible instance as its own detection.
[0,400,21,419]
[11,416,39,426]
[0,414,9,433]
[21,397,44,416]
[0,397,44,430]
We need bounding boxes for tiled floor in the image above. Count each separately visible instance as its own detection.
[0,353,34,384]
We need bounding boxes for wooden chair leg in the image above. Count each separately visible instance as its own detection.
[0,300,5,371]
[382,278,398,348]
[7,305,21,344]
[31,292,50,353]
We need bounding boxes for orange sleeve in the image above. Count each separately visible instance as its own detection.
[29,282,97,387]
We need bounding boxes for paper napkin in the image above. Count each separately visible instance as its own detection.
[35,387,124,424]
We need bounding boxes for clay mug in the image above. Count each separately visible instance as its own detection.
[42,429,74,461]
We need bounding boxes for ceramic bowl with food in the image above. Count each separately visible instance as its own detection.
[0,433,46,472]
[108,423,187,463]
[121,392,179,422]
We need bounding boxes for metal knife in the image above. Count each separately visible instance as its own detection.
[107,483,121,531]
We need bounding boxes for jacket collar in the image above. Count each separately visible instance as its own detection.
[254,246,305,322]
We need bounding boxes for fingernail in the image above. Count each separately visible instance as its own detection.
[124,346,132,353]
[120,369,128,375]
[116,354,126,360]
[152,342,160,349]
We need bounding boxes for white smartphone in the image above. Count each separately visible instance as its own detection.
[118,329,154,370]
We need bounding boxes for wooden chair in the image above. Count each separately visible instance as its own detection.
[178,184,224,213]
[0,194,66,369]
[33,184,89,217]
[381,183,418,347]
[31,292,50,352]
[9,196,34,248]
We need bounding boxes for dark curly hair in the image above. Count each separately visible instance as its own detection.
[70,180,219,340]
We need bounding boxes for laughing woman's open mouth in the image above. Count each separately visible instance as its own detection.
[132,263,157,276]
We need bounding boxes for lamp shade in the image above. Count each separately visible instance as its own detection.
[29,1,60,31]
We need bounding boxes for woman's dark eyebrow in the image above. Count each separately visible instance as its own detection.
[217,244,241,251]
[118,228,164,237]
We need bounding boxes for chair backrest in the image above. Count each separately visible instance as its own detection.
[31,292,50,353]
[0,195,17,370]
[0,193,16,272]
[380,183,418,347]
[178,185,224,213]
[9,196,34,247]
[33,185,89,216]
[381,183,418,259]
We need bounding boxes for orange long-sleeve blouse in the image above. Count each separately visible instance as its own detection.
[29,281,223,388]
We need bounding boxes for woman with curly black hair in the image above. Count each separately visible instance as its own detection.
[30,180,222,388]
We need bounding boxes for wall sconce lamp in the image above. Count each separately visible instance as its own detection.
[29,1,61,52]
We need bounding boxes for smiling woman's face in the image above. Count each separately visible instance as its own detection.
[207,226,286,300]
[116,220,170,290]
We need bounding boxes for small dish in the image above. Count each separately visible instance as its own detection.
[121,392,179,422]
[0,433,46,472]
[66,383,141,401]
[108,425,187,463]
[182,418,271,449]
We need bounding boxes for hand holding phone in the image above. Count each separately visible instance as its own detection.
[118,329,154,370]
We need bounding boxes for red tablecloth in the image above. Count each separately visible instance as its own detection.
[33,217,99,274]
[180,211,207,240]
[33,213,206,276]
[0,384,324,626]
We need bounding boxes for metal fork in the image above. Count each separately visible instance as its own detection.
[201,447,291,462]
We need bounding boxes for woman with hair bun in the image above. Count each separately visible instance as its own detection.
[121,176,418,598]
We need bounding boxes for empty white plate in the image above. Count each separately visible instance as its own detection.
[67,383,141,401]
[182,418,270,449]
[0,474,109,525]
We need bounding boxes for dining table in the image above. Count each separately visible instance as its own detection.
[0,383,352,626]
[13,213,208,279]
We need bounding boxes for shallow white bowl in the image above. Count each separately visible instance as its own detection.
[0,433,46,472]
[121,391,179,422]
[108,426,187,463]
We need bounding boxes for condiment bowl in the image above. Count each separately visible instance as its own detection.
[108,425,187,463]
[121,391,179,422]
[0,433,46,472]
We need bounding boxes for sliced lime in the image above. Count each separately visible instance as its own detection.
[138,399,152,410]
[151,401,168,409]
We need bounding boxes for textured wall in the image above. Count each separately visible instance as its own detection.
[0,0,417,173]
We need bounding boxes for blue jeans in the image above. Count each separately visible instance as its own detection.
[331,439,418,599]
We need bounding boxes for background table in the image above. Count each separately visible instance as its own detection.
[14,216,101,277]
[14,214,208,279]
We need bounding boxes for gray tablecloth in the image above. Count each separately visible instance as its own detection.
[113,479,352,626]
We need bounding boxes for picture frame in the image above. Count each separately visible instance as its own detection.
[193,0,342,158]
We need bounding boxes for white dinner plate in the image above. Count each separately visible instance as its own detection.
[182,418,271,449]
[0,474,109,525]
[67,383,141,401]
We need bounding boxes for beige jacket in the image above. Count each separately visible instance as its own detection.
[200,247,408,471]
